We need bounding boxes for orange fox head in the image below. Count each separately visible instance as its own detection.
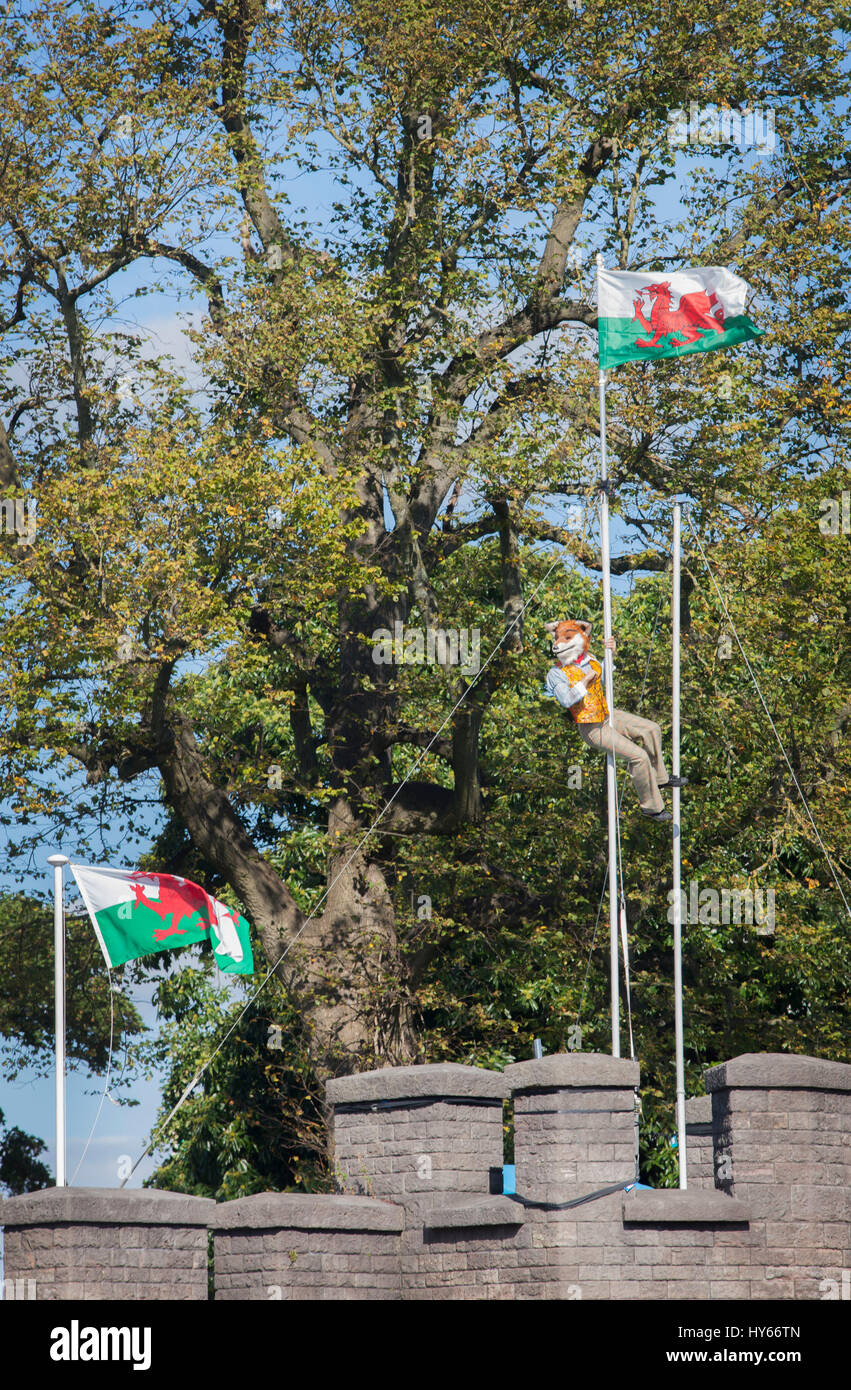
[544,619,592,664]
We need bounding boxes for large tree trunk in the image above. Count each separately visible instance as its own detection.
[452,704,484,823]
[299,796,420,1068]
[158,698,421,1076]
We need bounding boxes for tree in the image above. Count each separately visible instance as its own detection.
[0,1107,52,1194]
[142,963,329,1198]
[1,0,849,1115]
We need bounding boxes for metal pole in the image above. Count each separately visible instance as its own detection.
[48,854,69,1187]
[671,503,687,1187]
[597,252,620,1058]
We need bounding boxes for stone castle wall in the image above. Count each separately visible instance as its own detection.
[1,1052,849,1300]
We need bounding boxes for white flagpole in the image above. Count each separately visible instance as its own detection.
[671,503,687,1187]
[596,252,620,1057]
[47,853,69,1187]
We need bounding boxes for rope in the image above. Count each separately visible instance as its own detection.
[575,582,664,1044]
[619,580,665,1065]
[70,966,115,1185]
[629,579,665,1168]
[576,868,608,1028]
[614,578,667,1061]
[119,541,580,1186]
[687,515,851,922]
[611,761,634,1058]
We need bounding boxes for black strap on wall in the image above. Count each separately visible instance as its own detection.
[506,1179,635,1212]
[333,1094,502,1115]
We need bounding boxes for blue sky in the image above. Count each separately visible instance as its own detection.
[2,988,162,1190]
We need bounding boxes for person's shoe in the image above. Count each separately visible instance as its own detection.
[641,808,673,823]
[657,776,688,789]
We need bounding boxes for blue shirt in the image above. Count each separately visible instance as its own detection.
[544,651,612,710]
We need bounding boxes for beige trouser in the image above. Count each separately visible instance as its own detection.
[578,710,669,814]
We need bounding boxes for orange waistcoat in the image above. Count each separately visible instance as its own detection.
[562,656,609,724]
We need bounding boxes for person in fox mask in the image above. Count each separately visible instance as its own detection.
[544,619,685,823]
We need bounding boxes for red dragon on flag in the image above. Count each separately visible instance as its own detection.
[131,873,215,942]
[71,863,255,974]
[632,281,726,348]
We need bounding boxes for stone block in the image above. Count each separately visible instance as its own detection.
[0,1187,214,1227]
[327,1062,507,1105]
[709,1279,752,1298]
[210,1193,403,1232]
[705,1053,851,1094]
[622,1190,750,1224]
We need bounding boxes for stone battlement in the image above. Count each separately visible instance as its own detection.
[1,1052,849,1300]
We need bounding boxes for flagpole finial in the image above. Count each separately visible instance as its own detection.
[596,252,605,271]
[48,854,69,867]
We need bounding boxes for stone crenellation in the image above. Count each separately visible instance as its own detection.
[0,1188,212,1301]
[1,1052,849,1300]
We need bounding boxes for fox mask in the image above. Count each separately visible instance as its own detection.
[544,619,592,665]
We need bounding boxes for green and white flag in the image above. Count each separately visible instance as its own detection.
[598,266,762,370]
[70,864,254,974]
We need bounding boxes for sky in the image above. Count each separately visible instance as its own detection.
[2,987,162,1190]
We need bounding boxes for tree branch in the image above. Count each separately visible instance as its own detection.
[140,239,228,331]
[54,269,94,446]
[208,0,300,265]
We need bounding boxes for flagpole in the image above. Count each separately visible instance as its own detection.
[671,502,687,1187]
[597,252,620,1058]
[47,853,69,1187]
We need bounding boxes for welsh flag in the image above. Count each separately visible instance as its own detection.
[70,865,254,975]
[598,266,762,370]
